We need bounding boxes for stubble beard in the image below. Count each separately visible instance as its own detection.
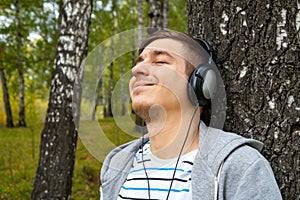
[132,102,151,123]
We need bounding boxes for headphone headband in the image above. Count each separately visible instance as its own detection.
[193,38,216,64]
[195,38,213,54]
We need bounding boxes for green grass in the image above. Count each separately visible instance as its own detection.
[0,117,138,200]
[0,126,39,199]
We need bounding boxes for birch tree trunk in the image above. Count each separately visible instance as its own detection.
[148,0,164,34]
[32,0,92,198]
[0,68,14,128]
[102,67,107,117]
[188,0,300,199]
[15,0,26,127]
[117,11,126,116]
[138,0,144,44]
[108,0,116,117]
[0,43,14,128]
[162,0,169,29]
[92,46,103,120]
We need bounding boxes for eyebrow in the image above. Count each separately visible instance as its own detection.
[135,49,176,65]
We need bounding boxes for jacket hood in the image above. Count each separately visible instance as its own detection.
[197,122,263,176]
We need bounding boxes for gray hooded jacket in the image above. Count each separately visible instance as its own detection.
[100,122,282,200]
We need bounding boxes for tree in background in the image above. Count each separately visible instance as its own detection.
[14,0,26,127]
[89,1,111,119]
[117,4,126,116]
[0,43,14,127]
[147,0,169,33]
[188,0,299,199]
[1,0,34,127]
[0,0,60,127]
[108,0,117,117]
[32,0,93,198]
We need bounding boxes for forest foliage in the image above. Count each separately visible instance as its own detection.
[0,0,187,127]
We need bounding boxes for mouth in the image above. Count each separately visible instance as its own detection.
[138,83,154,87]
[132,81,155,92]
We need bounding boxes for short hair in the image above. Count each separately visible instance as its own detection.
[139,29,202,55]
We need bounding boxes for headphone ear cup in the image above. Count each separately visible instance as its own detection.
[188,69,202,106]
[188,65,217,106]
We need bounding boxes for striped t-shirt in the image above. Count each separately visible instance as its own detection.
[118,141,197,200]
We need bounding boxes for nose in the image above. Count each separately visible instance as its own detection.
[131,63,150,77]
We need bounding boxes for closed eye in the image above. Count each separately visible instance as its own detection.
[155,61,168,64]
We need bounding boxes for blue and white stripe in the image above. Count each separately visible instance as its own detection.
[118,141,197,200]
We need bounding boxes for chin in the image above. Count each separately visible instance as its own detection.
[132,101,151,121]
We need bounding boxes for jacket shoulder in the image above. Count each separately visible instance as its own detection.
[220,145,282,199]
[198,124,264,174]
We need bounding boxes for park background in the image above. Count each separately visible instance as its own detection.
[0,0,299,199]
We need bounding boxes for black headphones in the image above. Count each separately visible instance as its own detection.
[188,38,217,106]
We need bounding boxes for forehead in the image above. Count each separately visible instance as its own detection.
[142,38,207,67]
[143,38,186,58]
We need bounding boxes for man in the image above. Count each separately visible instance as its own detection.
[100,30,282,200]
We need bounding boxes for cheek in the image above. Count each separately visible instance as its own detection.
[158,68,189,98]
[128,77,135,95]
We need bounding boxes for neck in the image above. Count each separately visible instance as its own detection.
[146,105,200,159]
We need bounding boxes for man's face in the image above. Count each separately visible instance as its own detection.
[129,38,193,120]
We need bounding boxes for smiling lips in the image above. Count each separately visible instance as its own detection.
[132,81,156,93]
